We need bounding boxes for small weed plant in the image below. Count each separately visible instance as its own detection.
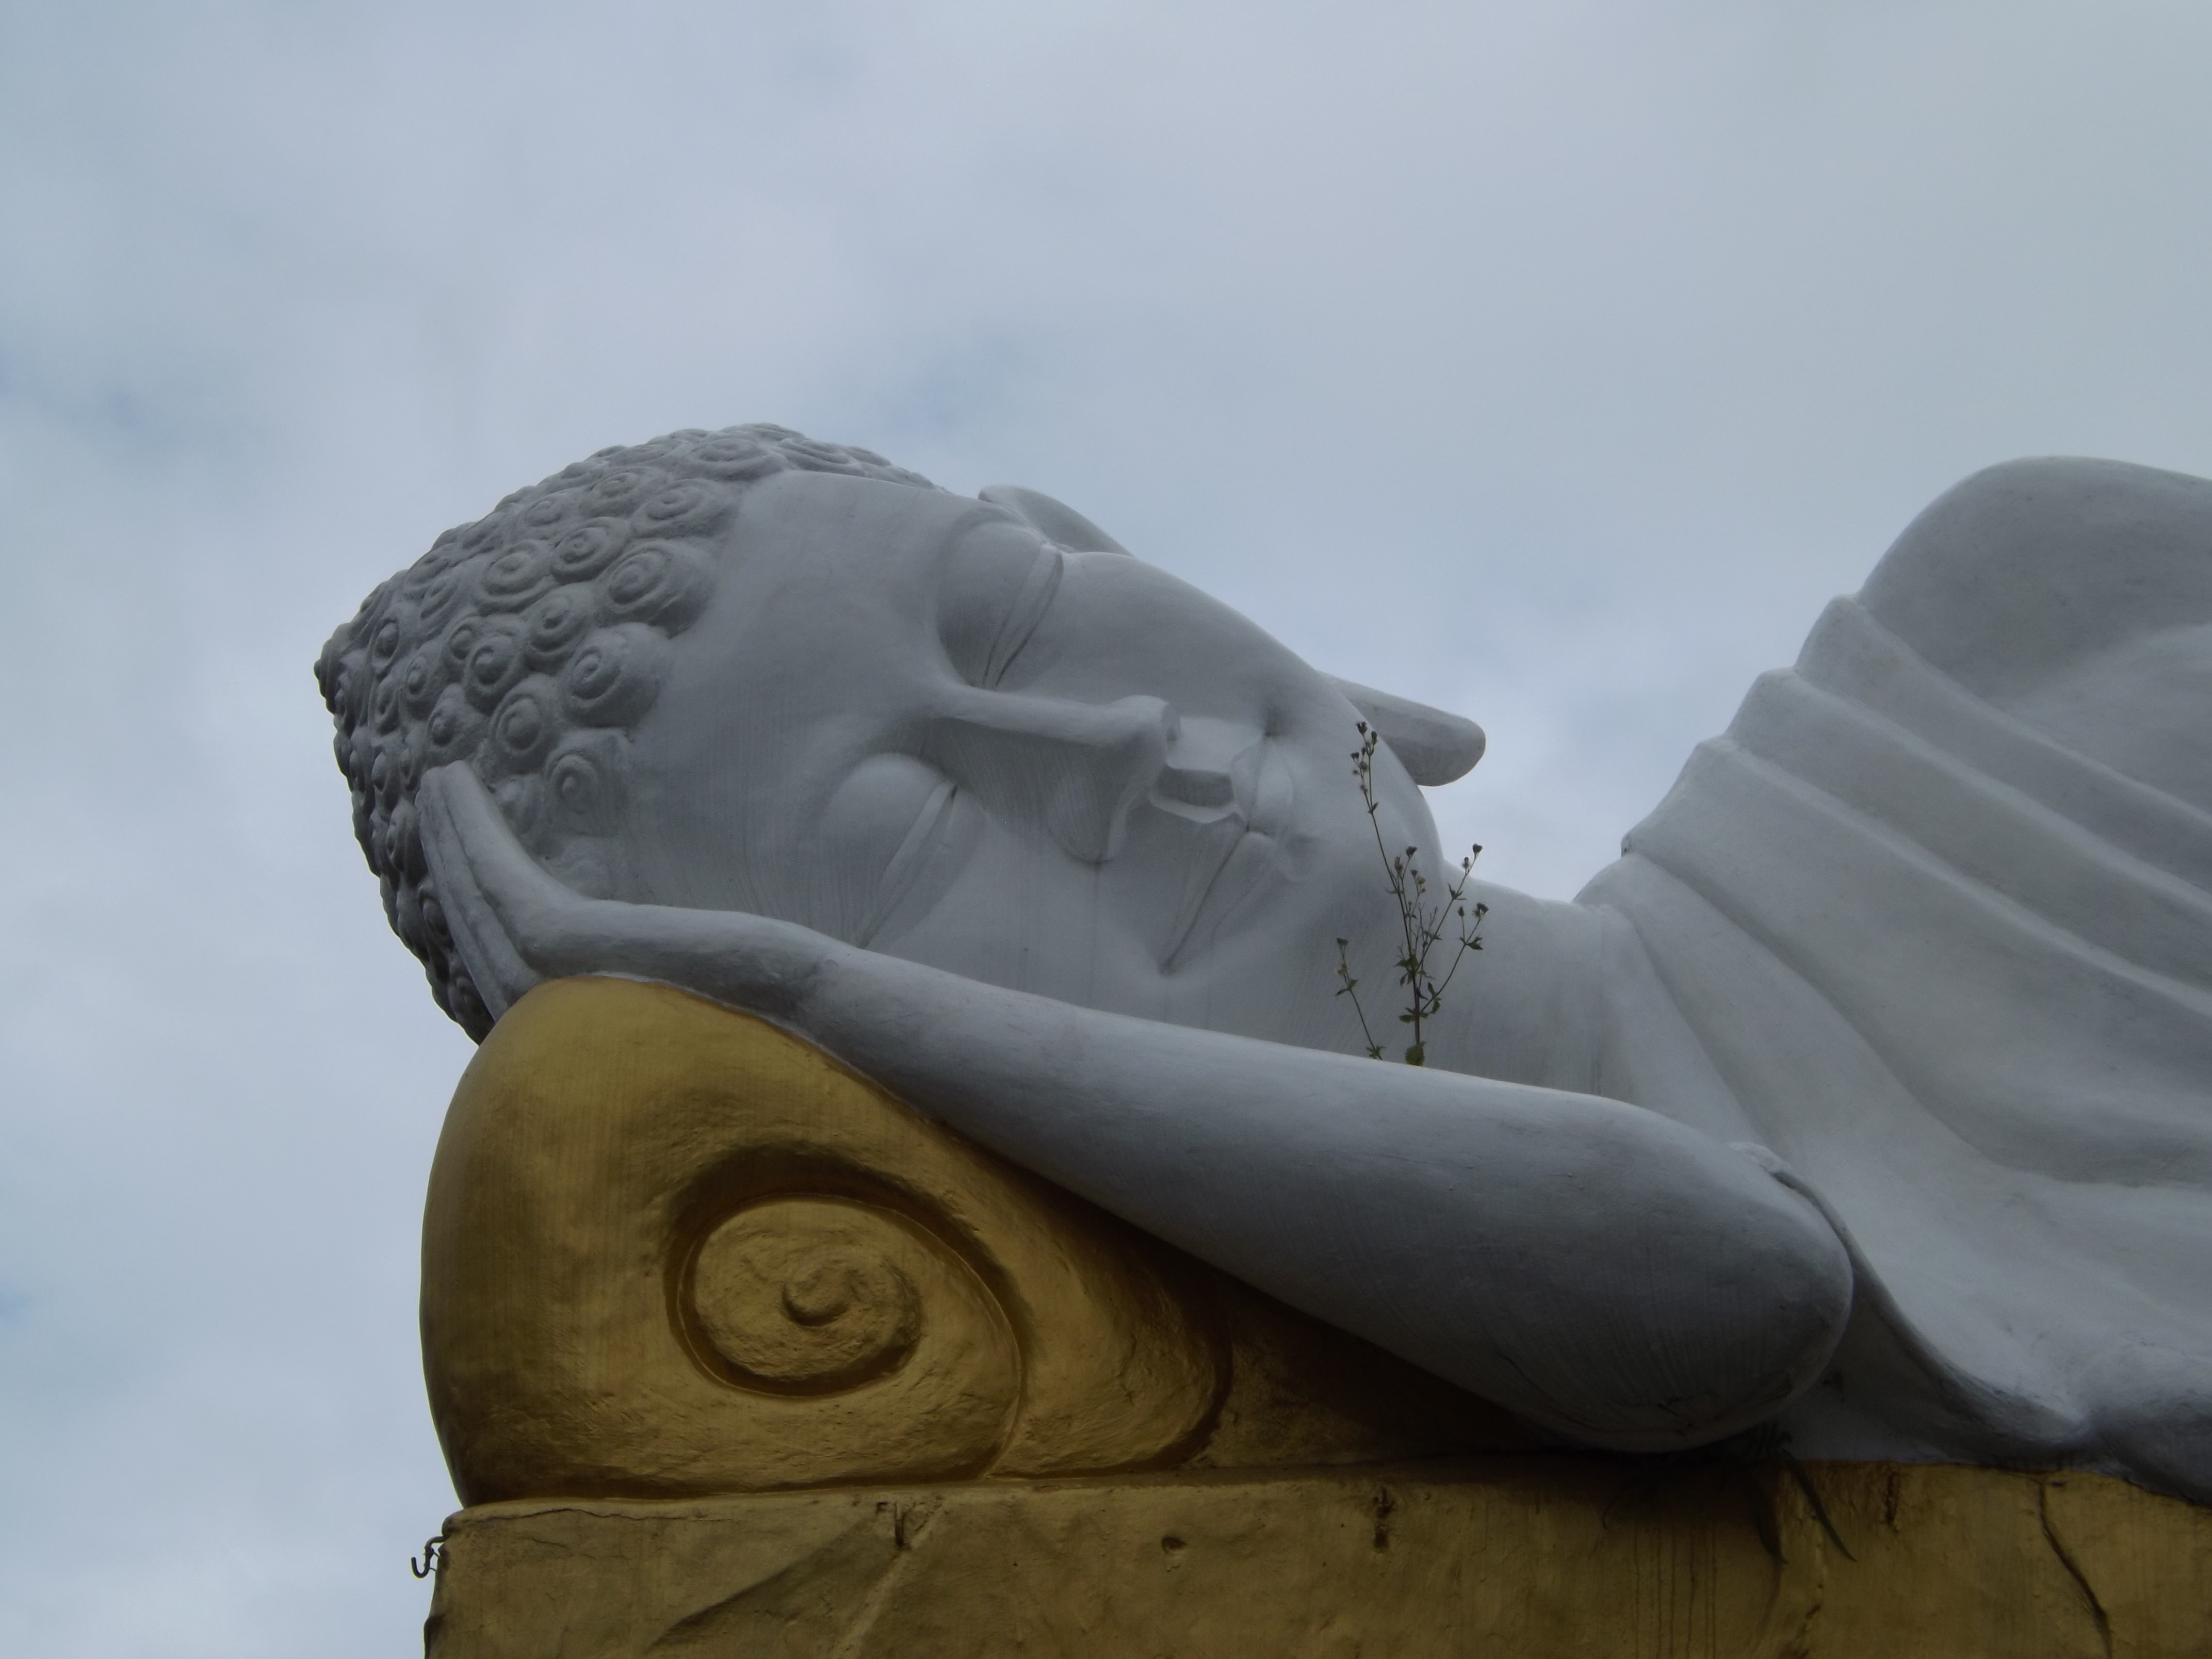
[1333,722,1488,1065]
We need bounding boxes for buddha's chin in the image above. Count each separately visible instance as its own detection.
[1157,827,1280,972]
[1151,896,1361,1038]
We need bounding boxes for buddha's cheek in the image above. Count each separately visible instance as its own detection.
[872,833,1166,1014]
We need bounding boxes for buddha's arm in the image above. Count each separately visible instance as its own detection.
[419,764,1851,1453]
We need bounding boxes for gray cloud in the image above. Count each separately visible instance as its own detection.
[5,2,2211,1649]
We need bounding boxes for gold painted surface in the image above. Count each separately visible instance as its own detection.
[422,1460,2212,1658]
[422,980,2209,1655]
[421,977,1228,1503]
[425,976,1539,1506]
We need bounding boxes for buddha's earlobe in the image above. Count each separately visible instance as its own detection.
[1324,676,1486,786]
[978,485,1130,555]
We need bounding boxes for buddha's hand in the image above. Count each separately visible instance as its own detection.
[416,762,840,1027]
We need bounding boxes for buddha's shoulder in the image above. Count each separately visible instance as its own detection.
[1858,457,2212,703]
[1850,458,2212,809]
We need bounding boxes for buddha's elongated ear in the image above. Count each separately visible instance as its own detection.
[1325,676,1486,786]
[978,485,1131,554]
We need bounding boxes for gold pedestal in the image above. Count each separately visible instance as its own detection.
[425,1460,2209,1658]
[418,981,2211,1657]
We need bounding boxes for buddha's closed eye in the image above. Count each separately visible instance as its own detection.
[938,523,1065,689]
[822,753,984,948]
[980,549,1063,689]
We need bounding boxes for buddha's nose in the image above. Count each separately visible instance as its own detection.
[929,691,1176,864]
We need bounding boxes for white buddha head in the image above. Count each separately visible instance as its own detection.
[319,426,1479,1042]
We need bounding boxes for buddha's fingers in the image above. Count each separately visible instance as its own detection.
[418,761,837,1022]
[418,763,546,1019]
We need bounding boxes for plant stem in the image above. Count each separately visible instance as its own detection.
[1343,722,1487,1064]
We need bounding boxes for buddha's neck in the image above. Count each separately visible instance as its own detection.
[1424,880,1621,1096]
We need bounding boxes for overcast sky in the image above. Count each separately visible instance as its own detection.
[5,3,2211,1652]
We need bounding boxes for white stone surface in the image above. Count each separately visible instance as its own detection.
[326,430,2212,1497]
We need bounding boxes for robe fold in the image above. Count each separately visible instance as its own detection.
[1580,458,2212,1498]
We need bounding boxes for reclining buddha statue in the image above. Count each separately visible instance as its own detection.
[317,426,2212,1513]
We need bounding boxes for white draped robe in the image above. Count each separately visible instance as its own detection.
[1580,458,2212,1497]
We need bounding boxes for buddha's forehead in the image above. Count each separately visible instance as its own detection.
[725,471,1004,615]
[657,470,1024,727]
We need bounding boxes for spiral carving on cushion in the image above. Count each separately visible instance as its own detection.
[419,978,1226,1502]
[685,1198,930,1394]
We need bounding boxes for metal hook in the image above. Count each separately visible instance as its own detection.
[410,1538,443,1579]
